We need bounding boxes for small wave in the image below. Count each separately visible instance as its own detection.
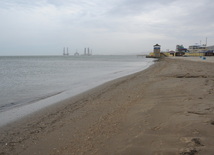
[0,91,63,112]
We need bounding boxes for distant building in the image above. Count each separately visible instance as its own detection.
[176,45,188,52]
[203,45,214,56]
[188,44,207,53]
[175,45,188,56]
[147,43,214,58]
[207,45,214,50]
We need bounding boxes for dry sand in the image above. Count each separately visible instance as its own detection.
[170,56,214,63]
[1,57,214,155]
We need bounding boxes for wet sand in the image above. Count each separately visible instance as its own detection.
[1,57,214,155]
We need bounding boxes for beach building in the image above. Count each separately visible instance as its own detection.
[174,45,188,56]
[207,45,214,50]
[204,50,214,56]
[205,45,214,56]
[146,44,162,58]
[184,44,214,56]
[146,43,214,58]
[154,44,161,57]
[188,44,208,53]
[169,44,213,57]
[167,51,176,56]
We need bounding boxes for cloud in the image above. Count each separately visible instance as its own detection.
[0,0,214,55]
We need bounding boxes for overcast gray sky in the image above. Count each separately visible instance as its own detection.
[0,0,214,55]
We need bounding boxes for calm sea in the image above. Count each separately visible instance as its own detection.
[0,55,154,126]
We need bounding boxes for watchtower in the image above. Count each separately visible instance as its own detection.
[154,44,161,58]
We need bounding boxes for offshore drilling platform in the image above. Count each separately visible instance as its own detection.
[84,47,92,56]
[63,47,69,56]
[63,47,92,56]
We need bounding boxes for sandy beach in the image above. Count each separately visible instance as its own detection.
[1,57,214,155]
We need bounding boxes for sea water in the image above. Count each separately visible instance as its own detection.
[0,55,154,126]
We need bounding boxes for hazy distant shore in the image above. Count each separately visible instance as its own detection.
[1,57,214,154]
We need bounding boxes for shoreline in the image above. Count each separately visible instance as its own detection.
[0,60,156,127]
[0,57,154,127]
[1,57,214,154]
